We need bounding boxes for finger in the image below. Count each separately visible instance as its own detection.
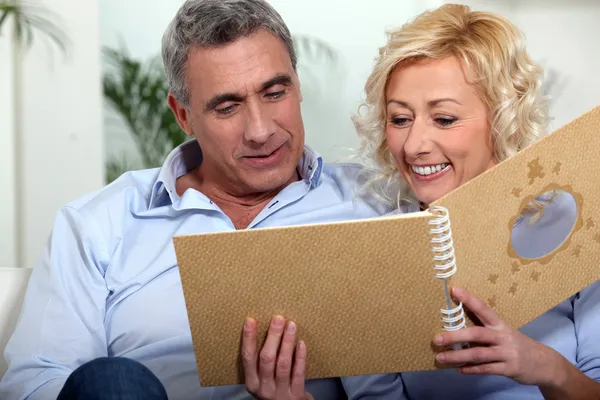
[458,362,506,376]
[259,316,286,382]
[290,340,307,396]
[437,345,503,365]
[452,287,503,328]
[275,321,296,385]
[241,318,260,392]
[434,326,500,347]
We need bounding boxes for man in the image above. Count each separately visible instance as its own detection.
[0,0,405,399]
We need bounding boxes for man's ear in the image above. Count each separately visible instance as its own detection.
[168,91,194,137]
[292,70,302,103]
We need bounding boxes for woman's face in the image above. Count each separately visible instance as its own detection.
[385,56,497,206]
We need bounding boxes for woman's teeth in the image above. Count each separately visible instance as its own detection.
[411,163,449,176]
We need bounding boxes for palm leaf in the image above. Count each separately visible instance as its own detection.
[0,1,69,55]
[293,34,339,65]
[103,45,188,180]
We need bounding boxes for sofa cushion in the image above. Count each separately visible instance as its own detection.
[0,268,33,378]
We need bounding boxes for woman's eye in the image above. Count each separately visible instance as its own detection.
[436,117,457,127]
[391,117,411,126]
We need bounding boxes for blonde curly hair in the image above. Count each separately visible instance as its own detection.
[354,4,550,209]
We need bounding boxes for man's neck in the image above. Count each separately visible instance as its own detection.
[175,168,300,229]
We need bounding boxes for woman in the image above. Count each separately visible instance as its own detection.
[242,4,600,399]
[351,4,600,399]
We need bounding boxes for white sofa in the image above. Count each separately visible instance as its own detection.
[0,268,33,379]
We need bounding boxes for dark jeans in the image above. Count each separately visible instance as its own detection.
[57,357,168,400]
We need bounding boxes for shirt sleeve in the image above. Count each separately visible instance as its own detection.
[573,280,600,381]
[0,206,110,400]
[341,373,407,399]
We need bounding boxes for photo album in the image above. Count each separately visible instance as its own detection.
[174,105,600,387]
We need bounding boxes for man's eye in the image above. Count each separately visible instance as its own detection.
[216,105,237,115]
[266,90,285,99]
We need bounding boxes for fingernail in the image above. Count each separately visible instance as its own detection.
[286,321,296,333]
[433,334,444,345]
[244,318,254,330]
[436,353,446,362]
[272,316,284,328]
[298,340,306,351]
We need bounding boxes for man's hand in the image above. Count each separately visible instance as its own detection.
[241,316,314,400]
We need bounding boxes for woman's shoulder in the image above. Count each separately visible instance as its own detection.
[384,202,421,217]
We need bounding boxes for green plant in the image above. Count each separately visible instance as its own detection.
[103,46,187,183]
[0,0,68,54]
[103,35,340,183]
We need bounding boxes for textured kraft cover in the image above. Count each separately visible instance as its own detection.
[173,105,600,387]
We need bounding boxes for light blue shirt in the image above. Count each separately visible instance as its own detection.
[0,140,405,400]
[388,191,600,399]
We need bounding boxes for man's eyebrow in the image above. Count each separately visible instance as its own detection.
[260,74,293,92]
[204,93,244,112]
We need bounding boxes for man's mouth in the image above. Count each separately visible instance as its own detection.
[241,145,285,167]
[245,146,282,159]
[247,153,272,158]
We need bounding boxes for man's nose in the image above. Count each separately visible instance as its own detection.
[403,118,432,159]
[243,101,276,144]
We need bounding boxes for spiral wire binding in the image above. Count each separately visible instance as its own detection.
[428,206,467,335]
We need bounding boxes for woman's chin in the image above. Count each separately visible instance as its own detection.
[413,188,453,207]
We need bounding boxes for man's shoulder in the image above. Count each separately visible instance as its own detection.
[320,161,377,186]
[318,161,390,215]
[64,167,162,218]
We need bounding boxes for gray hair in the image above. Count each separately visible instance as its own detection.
[161,0,297,106]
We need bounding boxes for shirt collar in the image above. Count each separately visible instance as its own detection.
[148,141,324,209]
[298,145,323,188]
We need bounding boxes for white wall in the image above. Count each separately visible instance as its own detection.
[4,0,105,269]
[511,0,600,132]
[456,0,600,133]
[0,20,17,268]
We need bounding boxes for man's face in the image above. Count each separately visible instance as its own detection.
[169,29,305,196]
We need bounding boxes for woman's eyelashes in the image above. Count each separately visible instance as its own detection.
[390,116,412,127]
[388,114,458,128]
[435,116,458,127]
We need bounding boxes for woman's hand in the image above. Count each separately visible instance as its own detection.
[241,316,314,400]
[433,287,565,387]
